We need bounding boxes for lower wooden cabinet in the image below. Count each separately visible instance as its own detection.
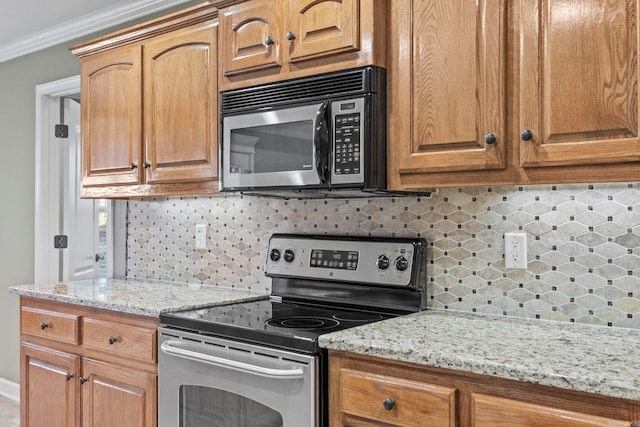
[19,297,158,427]
[329,350,639,427]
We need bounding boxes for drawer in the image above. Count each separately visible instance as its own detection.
[21,306,80,345]
[83,317,156,363]
[340,369,456,427]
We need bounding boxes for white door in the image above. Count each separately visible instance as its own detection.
[62,100,104,281]
[34,76,123,284]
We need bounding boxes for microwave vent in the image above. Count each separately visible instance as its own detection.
[221,66,385,114]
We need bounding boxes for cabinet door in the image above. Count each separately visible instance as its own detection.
[388,0,506,185]
[21,342,80,427]
[471,393,633,427]
[286,0,359,63]
[81,44,142,187]
[519,0,640,167]
[144,21,218,184]
[220,0,282,76]
[81,358,157,427]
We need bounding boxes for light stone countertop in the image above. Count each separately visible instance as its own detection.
[318,309,640,401]
[9,278,269,317]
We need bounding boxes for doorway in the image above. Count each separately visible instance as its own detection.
[34,75,126,284]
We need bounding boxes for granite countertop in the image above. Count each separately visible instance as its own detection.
[319,309,640,401]
[9,278,269,317]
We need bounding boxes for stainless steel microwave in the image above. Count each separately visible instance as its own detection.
[220,67,387,198]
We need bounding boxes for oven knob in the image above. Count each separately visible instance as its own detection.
[283,249,295,263]
[377,255,390,270]
[395,256,409,271]
[270,249,281,262]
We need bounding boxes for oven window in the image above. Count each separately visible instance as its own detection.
[229,121,314,174]
[179,385,283,427]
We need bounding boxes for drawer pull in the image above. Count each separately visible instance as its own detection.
[79,377,87,385]
[383,398,395,411]
[108,336,118,345]
[66,373,74,381]
[40,322,49,330]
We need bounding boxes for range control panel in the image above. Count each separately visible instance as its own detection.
[265,234,427,287]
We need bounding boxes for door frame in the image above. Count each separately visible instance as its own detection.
[34,75,126,283]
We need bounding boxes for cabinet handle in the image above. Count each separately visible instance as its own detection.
[108,336,118,345]
[143,162,151,169]
[286,31,295,41]
[383,398,395,410]
[40,322,49,330]
[130,163,137,169]
[484,133,497,145]
[264,36,274,46]
[521,129,533,141]
[79,377,87,385]
[66,373,74,381]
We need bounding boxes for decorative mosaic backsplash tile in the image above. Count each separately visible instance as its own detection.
[127,182,640,328]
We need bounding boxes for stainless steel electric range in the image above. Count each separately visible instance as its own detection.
[158,233,427,427]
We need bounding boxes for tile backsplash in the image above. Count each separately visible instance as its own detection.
[127,182,640,328]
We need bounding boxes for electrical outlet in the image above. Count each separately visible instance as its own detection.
[195,224,207,250]
[505,232,527,269]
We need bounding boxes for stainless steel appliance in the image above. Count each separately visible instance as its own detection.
[219,67,389,198]
[158,234,427,427]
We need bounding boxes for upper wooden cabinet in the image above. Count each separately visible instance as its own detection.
[388,0,640,190]
[518,0,640,168]
[388,0,507,180]
[215,0,387,90]
[71,4,219,198]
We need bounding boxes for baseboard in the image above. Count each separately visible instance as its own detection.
[0,378,19,402]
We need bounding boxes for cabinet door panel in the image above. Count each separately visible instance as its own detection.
[287,0,359,63]
[520,0,640,167]
[389,0,506,178]
[220,0,282,76]
[144,22,218,184]
[471,393,633,427]
[81,358,157,427]
[21,343,80,427]
[81,45,142,187]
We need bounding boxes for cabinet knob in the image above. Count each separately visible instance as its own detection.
[521,129,533,141]
[484,133,497,145]
[286,31,296,41]
[108,336,118,345]
[130,163,137,169]
[383,398,395,411]
[40,322,49,330]
[66,373,74,381]
[79,377,87,385]
[143,162,151,169]
[265,36,274,46]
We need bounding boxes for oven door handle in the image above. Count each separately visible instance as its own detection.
[160,340,305,380]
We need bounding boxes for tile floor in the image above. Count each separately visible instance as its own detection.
[0,395,19,427]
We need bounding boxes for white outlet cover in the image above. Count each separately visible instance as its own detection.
[505,232,527,269]
[195,224,207,250]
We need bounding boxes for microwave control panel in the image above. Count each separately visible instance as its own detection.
[332,98,365,184]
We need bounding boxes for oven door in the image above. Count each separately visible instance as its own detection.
[221,101,330,191]
[158,328,318,427]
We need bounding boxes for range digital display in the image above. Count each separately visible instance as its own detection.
[310,249,359,270]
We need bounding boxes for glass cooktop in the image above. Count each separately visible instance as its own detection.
[159,299,392,354]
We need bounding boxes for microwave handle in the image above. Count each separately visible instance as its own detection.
[314,102,330,183]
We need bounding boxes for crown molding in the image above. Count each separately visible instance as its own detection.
[0,0,193,64]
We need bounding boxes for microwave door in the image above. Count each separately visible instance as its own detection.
[223,103,327,190]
